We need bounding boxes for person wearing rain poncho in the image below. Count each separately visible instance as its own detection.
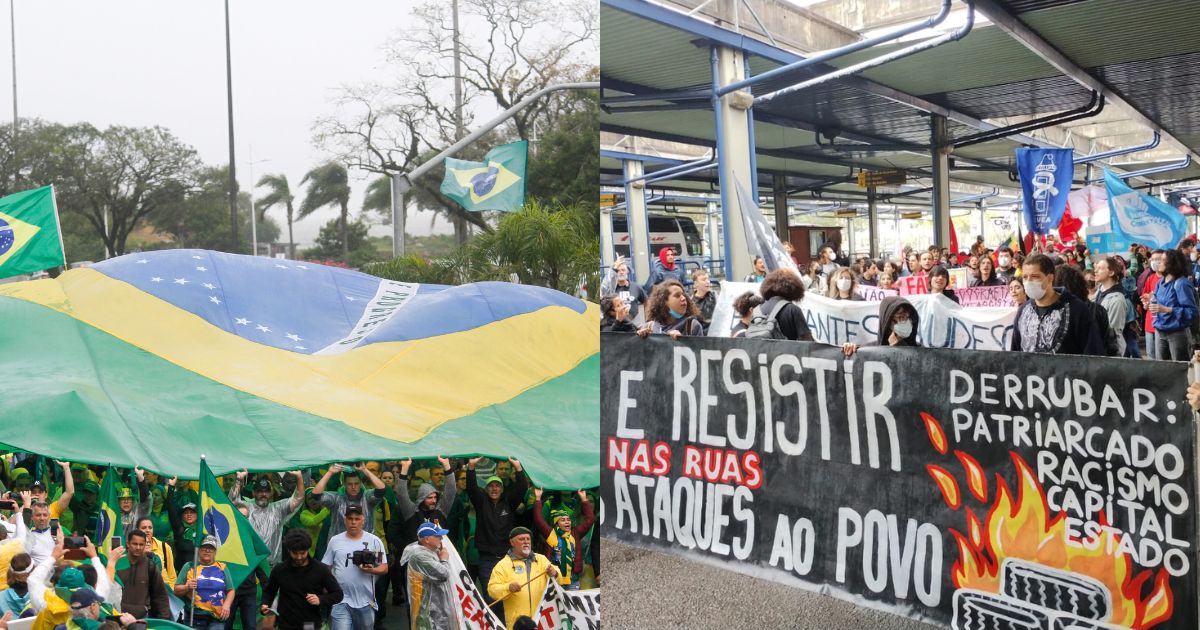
[399,522,457,630]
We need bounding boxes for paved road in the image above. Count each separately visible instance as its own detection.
[602,539,942,630]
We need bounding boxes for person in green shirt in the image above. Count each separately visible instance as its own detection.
[147,485,172,544]
[296,490,330,556]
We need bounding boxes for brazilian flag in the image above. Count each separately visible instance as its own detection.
[439,140,528,212]
[0,186,66,280]
[96,466,122,556]
[197,459,269,587]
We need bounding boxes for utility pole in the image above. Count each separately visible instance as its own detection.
[224,0,239,253]
[9,0,17,189]
[451,0,467,245]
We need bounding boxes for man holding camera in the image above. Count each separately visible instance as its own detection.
[321,505,387,630]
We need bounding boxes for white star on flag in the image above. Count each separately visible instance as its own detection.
[234,318,250,325]
[135,259,149,264]
[285,333,302,342]
[196,266,207,272]
[151,277,163,283]
[295,345,307,351]
[256,324,271,332]
[275,264,288,269]
[203,283,216,290]
[346,296,357,302]
[192,255,203,260]
[295,265,308,270]
[174,278,190,285]
[209,296,221,305]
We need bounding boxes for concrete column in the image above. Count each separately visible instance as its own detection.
[930,114,952,249]
[867,186,878,258]
[599,206,615,271]
[712,45,755,280]
[623,159,652,282]
[773,175,789,241]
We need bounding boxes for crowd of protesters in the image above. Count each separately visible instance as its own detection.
[602,232,1200,360]
[0,455,597,630]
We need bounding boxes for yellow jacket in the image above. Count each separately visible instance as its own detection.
[149,537,177,588]
[0,538,24,590]
[486,552,551,630]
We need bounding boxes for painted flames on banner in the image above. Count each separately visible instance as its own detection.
[919,412,1173,629]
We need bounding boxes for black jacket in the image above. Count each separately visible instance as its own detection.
[871,296,921,347]
[262,558,343,630]
[466,469,528,557]
[165,486,195,572]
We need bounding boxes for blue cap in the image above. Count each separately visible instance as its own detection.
[70,588,104,609]
[417,522,449,538]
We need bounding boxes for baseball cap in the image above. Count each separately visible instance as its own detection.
[484,476,504,487]
[82,481,99,494]
[57,567,85,590]
[417,522,449,538]
[508,526,532,539]
[253,478,273,492]
[116,487,134,499]
[30,480,46,492]
[200,535,221,549]
[344,504,364,516]
[70,588,104,610]
[181,502,198,512]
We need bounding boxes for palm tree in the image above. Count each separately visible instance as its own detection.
[300,162,352,262]
[255,173,297,258]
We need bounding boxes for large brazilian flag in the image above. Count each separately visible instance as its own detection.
[198,459,269,587]
[439,140,528,212]
[0,249,597,489]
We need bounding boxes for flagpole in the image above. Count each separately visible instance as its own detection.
[191,455,204,627]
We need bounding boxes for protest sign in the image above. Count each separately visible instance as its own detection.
[601,335,1197,628]
[855,285,897,301]
[897,275,928,296]
[446,540,600,630]
[948,267,971,290]
[708,283,1016,350]
[956,285,1012,307]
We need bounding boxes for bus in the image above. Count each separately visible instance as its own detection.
[612,213,704,259]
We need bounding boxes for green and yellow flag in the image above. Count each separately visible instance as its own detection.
[197,459,269,586]
[439,140,528,212]
[0,186,65,279]
[96,466,122,556]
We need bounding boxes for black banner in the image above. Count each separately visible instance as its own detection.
[600,334,1198,629]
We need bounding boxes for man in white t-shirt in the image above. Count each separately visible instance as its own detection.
[13,491,55,565]
[321,505,388,630]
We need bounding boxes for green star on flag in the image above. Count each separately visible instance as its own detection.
[439,140,528,212]
[0,185,66,280]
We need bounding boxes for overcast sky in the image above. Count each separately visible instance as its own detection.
[2,0,454,248]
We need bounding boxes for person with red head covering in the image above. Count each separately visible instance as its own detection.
[642,246,687,292]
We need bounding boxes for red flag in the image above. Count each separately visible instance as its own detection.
[1057,204,1083,243]
[948,219,959,258]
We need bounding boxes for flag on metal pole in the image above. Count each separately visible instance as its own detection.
[196,458,269,588]
[1016,148,1073,235]
[95,466,122,556]
[0,185,66,279]
[734,179,797,273]
[440,140,528,212]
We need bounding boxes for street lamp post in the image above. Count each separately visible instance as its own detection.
[224,0,239,252]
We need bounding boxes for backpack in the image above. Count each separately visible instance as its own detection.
[1097,284,1138,332]
[744,297,790,340]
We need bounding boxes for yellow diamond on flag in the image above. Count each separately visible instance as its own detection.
[450,160,521,205]
[0,209,41,268]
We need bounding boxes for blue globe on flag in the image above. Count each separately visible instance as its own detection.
[0,218,13,256]
[471,166,499,197]
[204,506,232,543]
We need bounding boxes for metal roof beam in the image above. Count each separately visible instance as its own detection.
[972,0,1200,164]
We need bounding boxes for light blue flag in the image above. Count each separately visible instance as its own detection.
[1103,169,1187,250]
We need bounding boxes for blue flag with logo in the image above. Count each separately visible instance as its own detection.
[1103,168,1187,250]
[1016,148,1073,235]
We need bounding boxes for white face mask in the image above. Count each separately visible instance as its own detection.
[892,320,913,339]
[1151,261,1162,272]
[1023,279,1047,301]
[836,278,852,292]
[998,256,1011,267]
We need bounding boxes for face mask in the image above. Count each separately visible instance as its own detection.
[836,279,852,292]
[1192,252,1198,262]
[892,320,913,339]
[998,256,1010,267]
[1024,279,1046,301]
[1151,261,1162,272]
[668,308,685,319]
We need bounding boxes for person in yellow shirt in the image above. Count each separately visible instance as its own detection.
[135,517,176,590]
[486,527,558,630]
